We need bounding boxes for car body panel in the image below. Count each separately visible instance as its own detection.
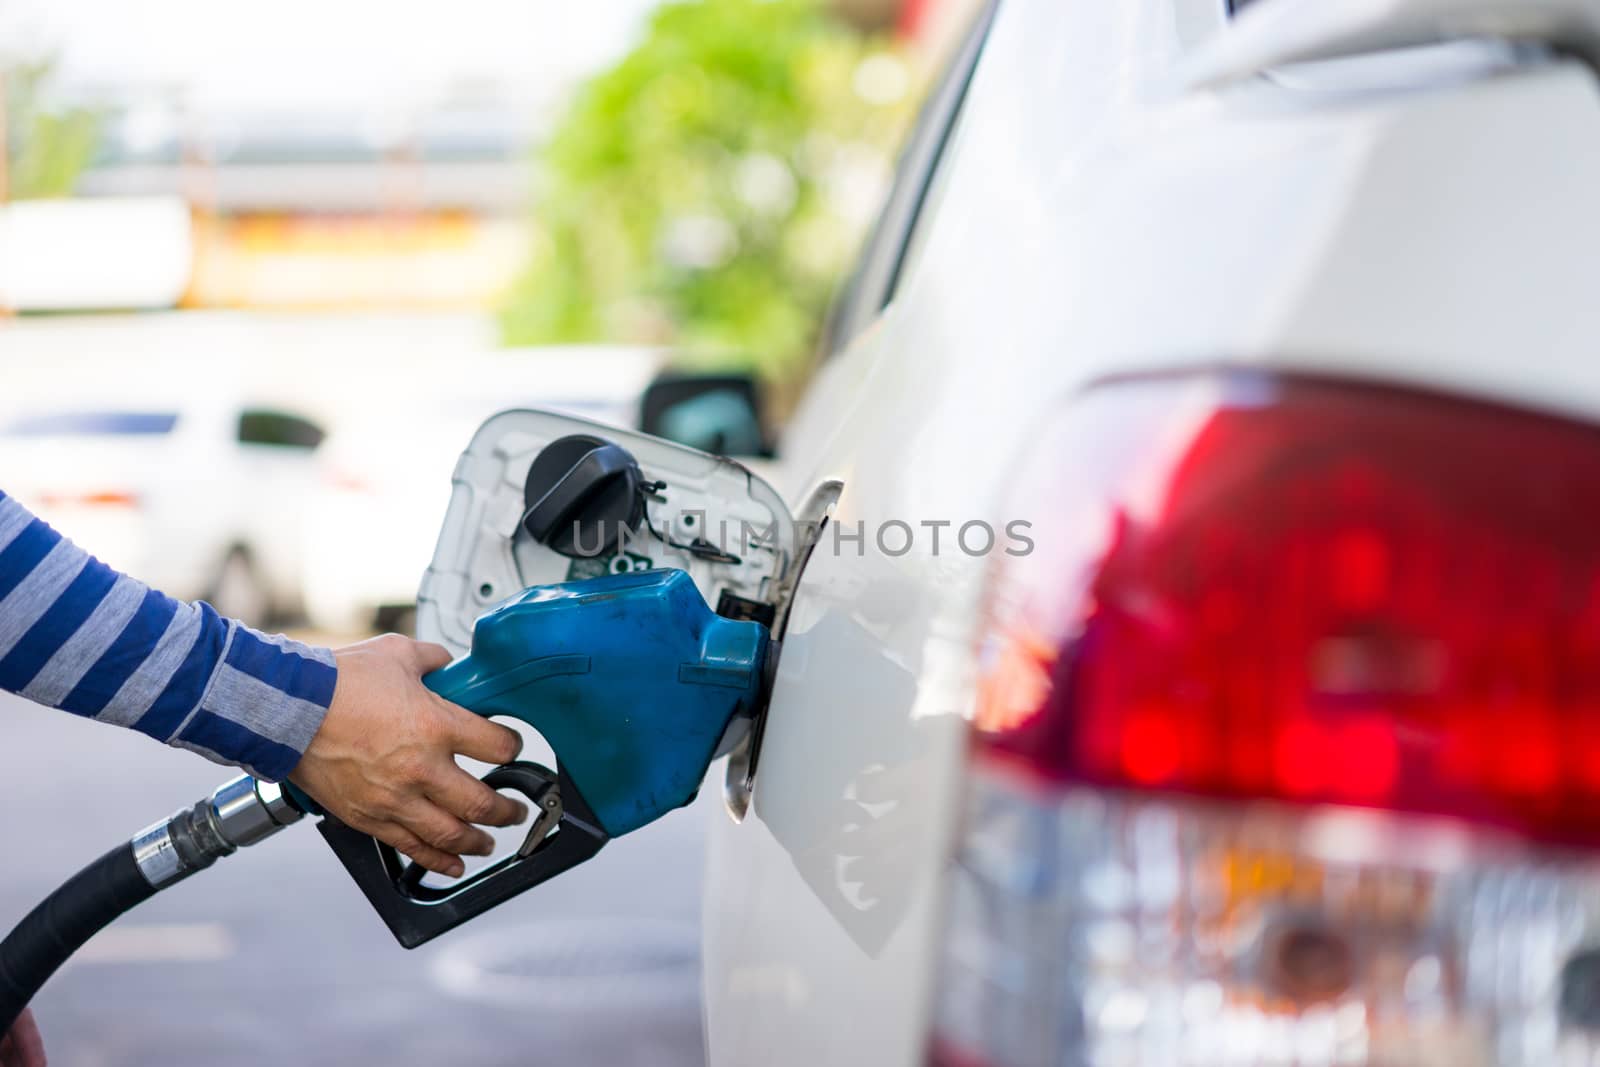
[702,0,1600,1063]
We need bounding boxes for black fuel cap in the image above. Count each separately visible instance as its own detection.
[522,434,647,558]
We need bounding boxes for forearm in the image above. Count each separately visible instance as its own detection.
[0,491,335,780]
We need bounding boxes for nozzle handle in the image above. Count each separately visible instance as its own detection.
[315,760,607,949]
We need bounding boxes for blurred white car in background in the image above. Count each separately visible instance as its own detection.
[298,346,666,633]
[0,399,325,625]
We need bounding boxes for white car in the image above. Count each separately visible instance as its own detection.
[0,399,325,625]
[682,1,1600,1065]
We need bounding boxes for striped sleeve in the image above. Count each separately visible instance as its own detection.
[0,490,336,781]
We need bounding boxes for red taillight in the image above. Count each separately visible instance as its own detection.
[323,466,373,494]
[977,374,1600,842]
[328,475,371,494]
[38,490,141,509]
[933,373,1600,1067]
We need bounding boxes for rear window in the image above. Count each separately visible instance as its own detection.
[1,412,179,437]
[236,410,325,450]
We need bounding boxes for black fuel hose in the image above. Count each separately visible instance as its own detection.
[0,843,154,1032]
[0,775,303,1034]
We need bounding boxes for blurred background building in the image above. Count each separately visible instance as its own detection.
[2,0,977,338]
[0,0,658,312]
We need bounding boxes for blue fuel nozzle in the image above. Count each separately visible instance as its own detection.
[311,567,772,947]
[424,567,769,836]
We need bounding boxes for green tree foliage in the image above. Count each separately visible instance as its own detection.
[3,62,102,200]
[499,0,912,379]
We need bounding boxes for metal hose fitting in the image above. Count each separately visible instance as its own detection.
[131,775,304,890]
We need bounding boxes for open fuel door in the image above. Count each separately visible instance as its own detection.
[417,409,797,659]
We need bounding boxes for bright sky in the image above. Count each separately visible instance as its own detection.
[0,0,661,112]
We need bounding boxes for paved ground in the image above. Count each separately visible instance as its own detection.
[0,689,711,1067]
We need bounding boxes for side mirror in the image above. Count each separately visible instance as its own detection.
[638,373,770,458]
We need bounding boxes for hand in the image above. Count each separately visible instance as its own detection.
[288,634,528,877]
[1,1007,45,1067]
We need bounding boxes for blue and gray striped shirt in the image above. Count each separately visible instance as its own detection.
[0,490,336,781]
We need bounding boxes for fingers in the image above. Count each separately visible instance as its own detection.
[2,1008,46,1067]
[428,767,529,828]
[301,635,533,884]
[368,821,465,878]
[442,706,524,765]
[398,796,497,858]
